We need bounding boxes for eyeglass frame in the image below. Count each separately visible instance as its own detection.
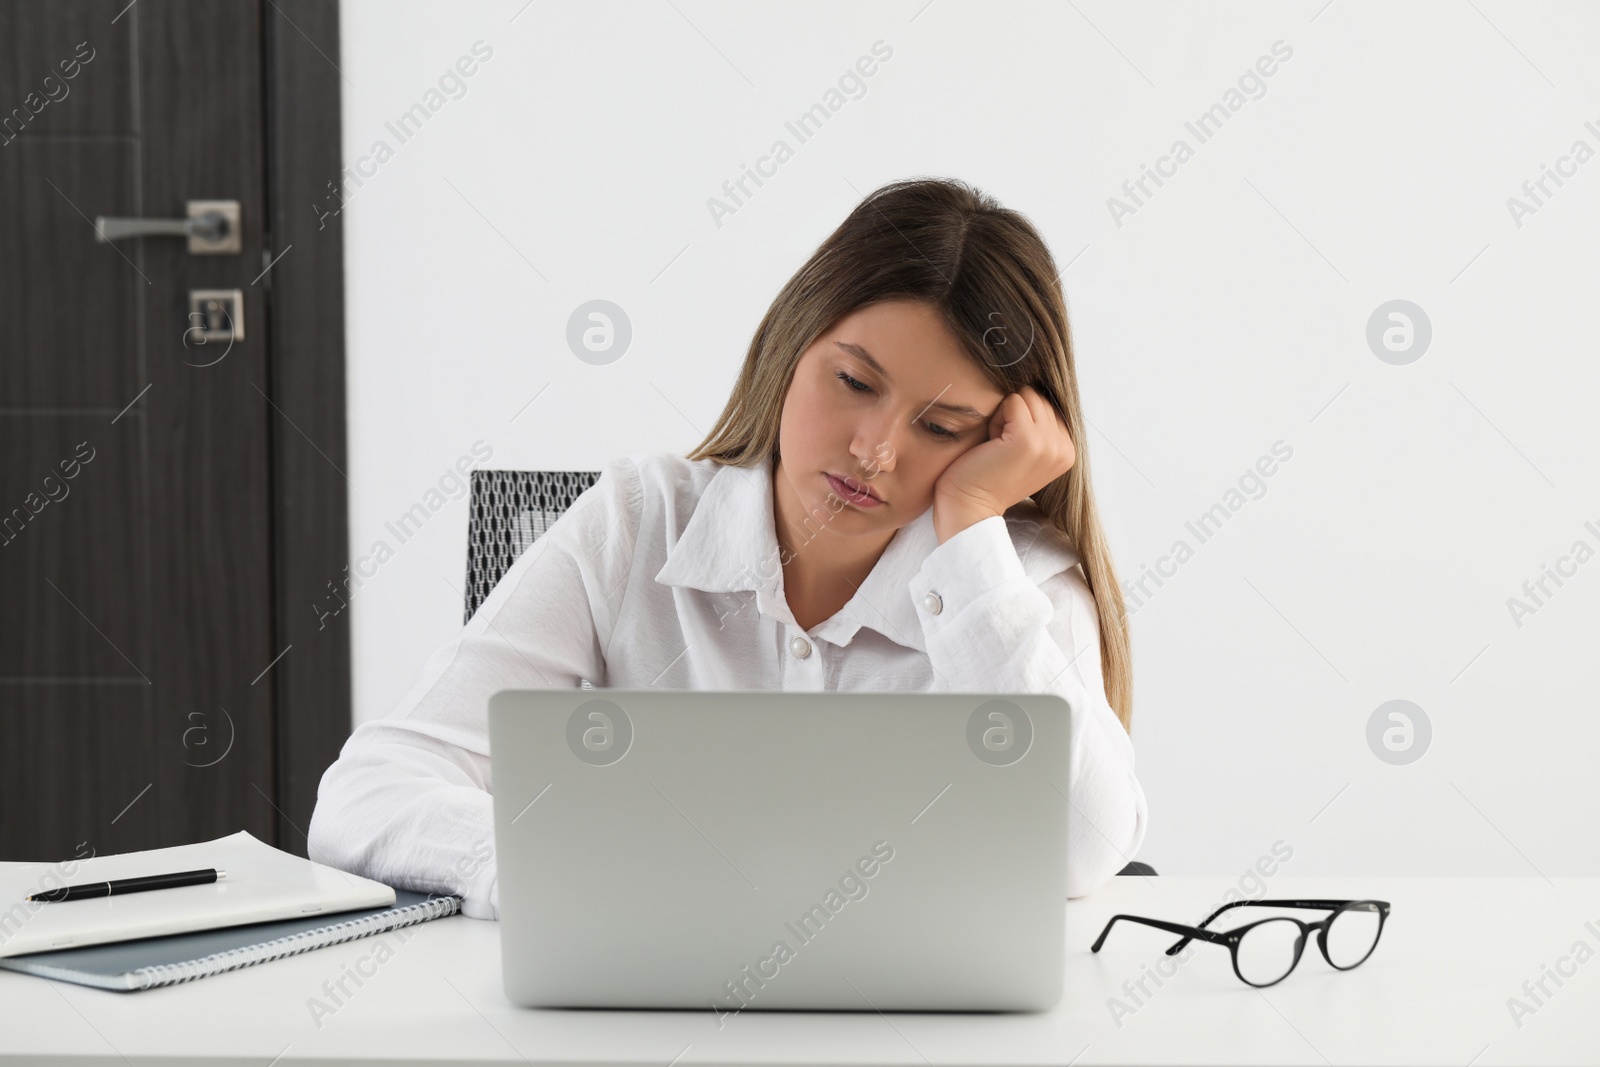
[1089,898,1392,988]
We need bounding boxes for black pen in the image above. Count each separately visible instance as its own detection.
[26,868,227,903]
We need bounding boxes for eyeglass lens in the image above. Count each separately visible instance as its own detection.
[1325,902,1383,968]
[1235,918,1303,985]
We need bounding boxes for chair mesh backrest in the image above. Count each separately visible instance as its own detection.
[463,469,600,624]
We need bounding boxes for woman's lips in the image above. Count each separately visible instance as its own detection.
[826,472,884,507]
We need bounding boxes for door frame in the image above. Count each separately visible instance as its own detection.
[262,0,351,853]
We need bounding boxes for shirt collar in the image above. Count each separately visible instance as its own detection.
[653,458,937,652]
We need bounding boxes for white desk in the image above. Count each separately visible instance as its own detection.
[2,876,1596,1065]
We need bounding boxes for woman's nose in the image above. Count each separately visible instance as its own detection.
[852,417,903,472]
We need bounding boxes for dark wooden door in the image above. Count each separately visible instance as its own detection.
[1,1,344,862]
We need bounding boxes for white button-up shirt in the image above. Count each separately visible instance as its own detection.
[308,452,1149,918]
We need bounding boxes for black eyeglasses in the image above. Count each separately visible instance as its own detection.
[1090,899,1391,987]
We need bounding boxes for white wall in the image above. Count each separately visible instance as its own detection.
[338,0,1600,879]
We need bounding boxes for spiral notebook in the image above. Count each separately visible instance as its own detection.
[0,831,399,959]
[0,889,461,991]
[0,830,462,991]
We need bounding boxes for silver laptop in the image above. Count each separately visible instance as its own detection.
[487,689,1070,1012]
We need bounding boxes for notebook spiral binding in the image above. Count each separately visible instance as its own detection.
[123,894,463,990]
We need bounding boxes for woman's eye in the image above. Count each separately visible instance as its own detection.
[835,371,958,441]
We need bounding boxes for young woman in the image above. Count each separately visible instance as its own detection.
[308,177,1148,918]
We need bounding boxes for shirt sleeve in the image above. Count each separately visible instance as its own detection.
[307,457,643,920]
[906,514,1149,899]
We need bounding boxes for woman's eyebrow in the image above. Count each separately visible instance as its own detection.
[833,341,989,422]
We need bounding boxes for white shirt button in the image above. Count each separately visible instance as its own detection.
[922,592,943,615]
[789,635,812,658]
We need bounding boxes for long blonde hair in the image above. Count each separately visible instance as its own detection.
[686,177,1135,733]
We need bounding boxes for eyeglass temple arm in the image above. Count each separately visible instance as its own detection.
[1090,914,1234,954]
[1165,899,1387,955]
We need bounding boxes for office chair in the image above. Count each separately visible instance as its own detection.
[463,469,1157,877]
[464,469,600,624]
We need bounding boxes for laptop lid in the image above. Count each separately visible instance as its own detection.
[488,689,1070,1012]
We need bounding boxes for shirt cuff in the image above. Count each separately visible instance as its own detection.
[910,514,1032,622]
[460,860,499,920]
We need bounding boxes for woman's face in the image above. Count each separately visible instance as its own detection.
[776,299,1007,539]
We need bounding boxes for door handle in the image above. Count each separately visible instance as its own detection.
[94,200,241,254]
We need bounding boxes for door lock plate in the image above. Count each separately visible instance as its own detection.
[188,289,245,344]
